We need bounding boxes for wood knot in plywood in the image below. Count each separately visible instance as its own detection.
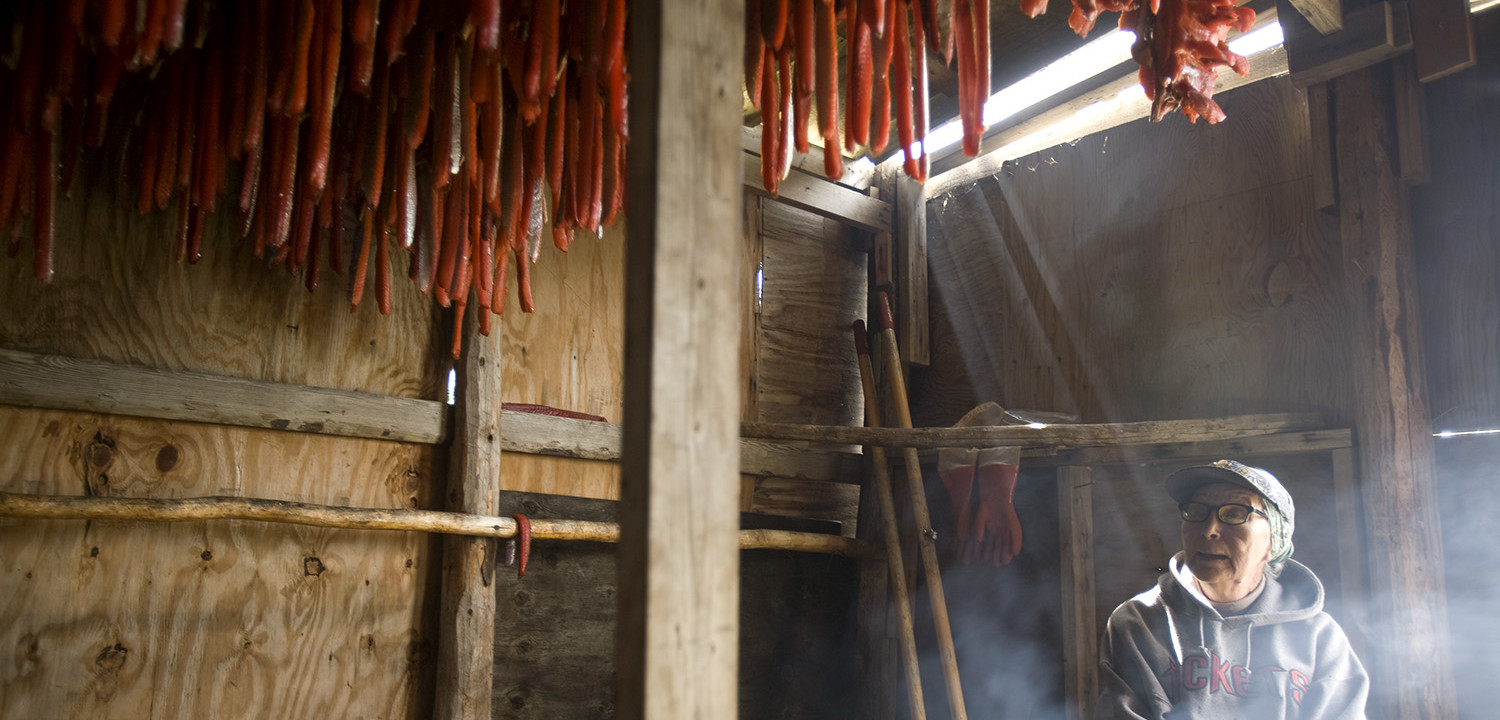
[155,444,180,473]
[95,643,127,673]
[303,556,326,576]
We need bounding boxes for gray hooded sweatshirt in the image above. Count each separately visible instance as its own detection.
[1095,553,1368,720]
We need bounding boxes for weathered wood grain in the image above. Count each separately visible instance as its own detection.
[1280,0,1410,87]
[745,412,1325,449]
[0,406,438,720]
[1024,429,1352,467]
[617,0,745,715]
[1286,0,1343,34]
[1334,64,1456,720]
[1410,0,1476,82]
[740,152,893,233]
[0,348,449,443]
[1057,466,1097,720]
[435,306,505,720]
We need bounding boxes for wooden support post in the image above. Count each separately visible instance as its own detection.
[895,173,930,367]
[1306,83,1337,211]
[435,306,504,720]
[617,0,744,715]
[1058,466,1097,720]
[1332,66,1456,720]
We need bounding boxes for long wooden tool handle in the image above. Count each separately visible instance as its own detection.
[878,293,969,720]
[854,320,928,720]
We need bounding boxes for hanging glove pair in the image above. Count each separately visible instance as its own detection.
[937,403,1023,566]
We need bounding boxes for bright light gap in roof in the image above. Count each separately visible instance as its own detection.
[1435,428,1500,438]
[919,19,1285,159]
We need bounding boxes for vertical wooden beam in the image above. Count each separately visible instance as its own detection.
[617,0,743,714]
[1058,466,1097,720]
[895,174,930,367]
[435,307,503,720]
[1329,447,1369,657]
[1391,55,1431,185]
[1306,83,1338,211]
[1332,66,1456,720]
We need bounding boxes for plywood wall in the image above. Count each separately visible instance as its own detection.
[1411,10,1500,433]
[0,171,446,718]
[913,76,1362,718]
[916,77,1352,429]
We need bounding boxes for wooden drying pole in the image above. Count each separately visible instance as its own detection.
[854,321,928,720]
[0,492,875,558]
[876,293,969,720]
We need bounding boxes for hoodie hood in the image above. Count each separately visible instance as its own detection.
[1165,551,1324,625]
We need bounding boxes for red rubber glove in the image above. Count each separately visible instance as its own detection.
[973,447,1022,566]
[937,448,978,559]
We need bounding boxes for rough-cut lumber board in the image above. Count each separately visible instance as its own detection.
[1057,466,1097,720]
[1329,447,1368,657]
[0,491,873,557]
[1391,55,1431,185]
[1410,0,1476,82]
[741,126,876,189]
[618,0,745,714]
[1287,0,1343,34]
[435,308,504,720]
[0,348,448,443]
[1279,0,1411,87]
[743,412,1324,449]
[0,348,863,484]
[0,406,438,720]
[741,151,893,233]
[895,172,930,367]
[1306,82,1338,210]
[1023,429,1353,467]
[1333,64,1456,720]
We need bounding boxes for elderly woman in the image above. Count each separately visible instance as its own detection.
[1095,459,1369,719]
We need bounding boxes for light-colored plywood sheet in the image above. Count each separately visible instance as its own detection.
[0,406,438,720]
[0,182,442,399]
[497,221,626,500]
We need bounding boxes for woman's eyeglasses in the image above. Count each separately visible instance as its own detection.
[1179,501,1267,525]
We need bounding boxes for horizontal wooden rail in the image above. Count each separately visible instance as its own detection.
[0,349,865,484]
[744,412,1324,450]
[740,151,892,233]
[0,492,875,558]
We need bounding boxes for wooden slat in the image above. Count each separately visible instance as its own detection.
[744,412,1325,449]
[1280,0,1410,87]
[741,151,893,233]
[740,126,876,189]
[0,348,448,443]
[1287,0,1344,34]
[1411,0,1476,82]
[435,308,503,720]
[0,348,863,484]
[1023,429,1352,467]
[1391,55,1431,185]
[618,0,744,715]
[1057,466,1097,720]
[1306,82,1338,210]
[1329,447,1369,657]
[1333,64,1456,720]
[895,172,930,367]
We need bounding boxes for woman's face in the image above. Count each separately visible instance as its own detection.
[1181,482,1273,603]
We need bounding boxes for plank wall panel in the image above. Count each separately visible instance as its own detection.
[0,177,442,399]
[0,169,444,718]
[0,406,439,719]
[755,201,866,428]
[915,76,1351,428]
[496,222,626,501]
[1411,9,1500,432]
[750,200,867,528]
